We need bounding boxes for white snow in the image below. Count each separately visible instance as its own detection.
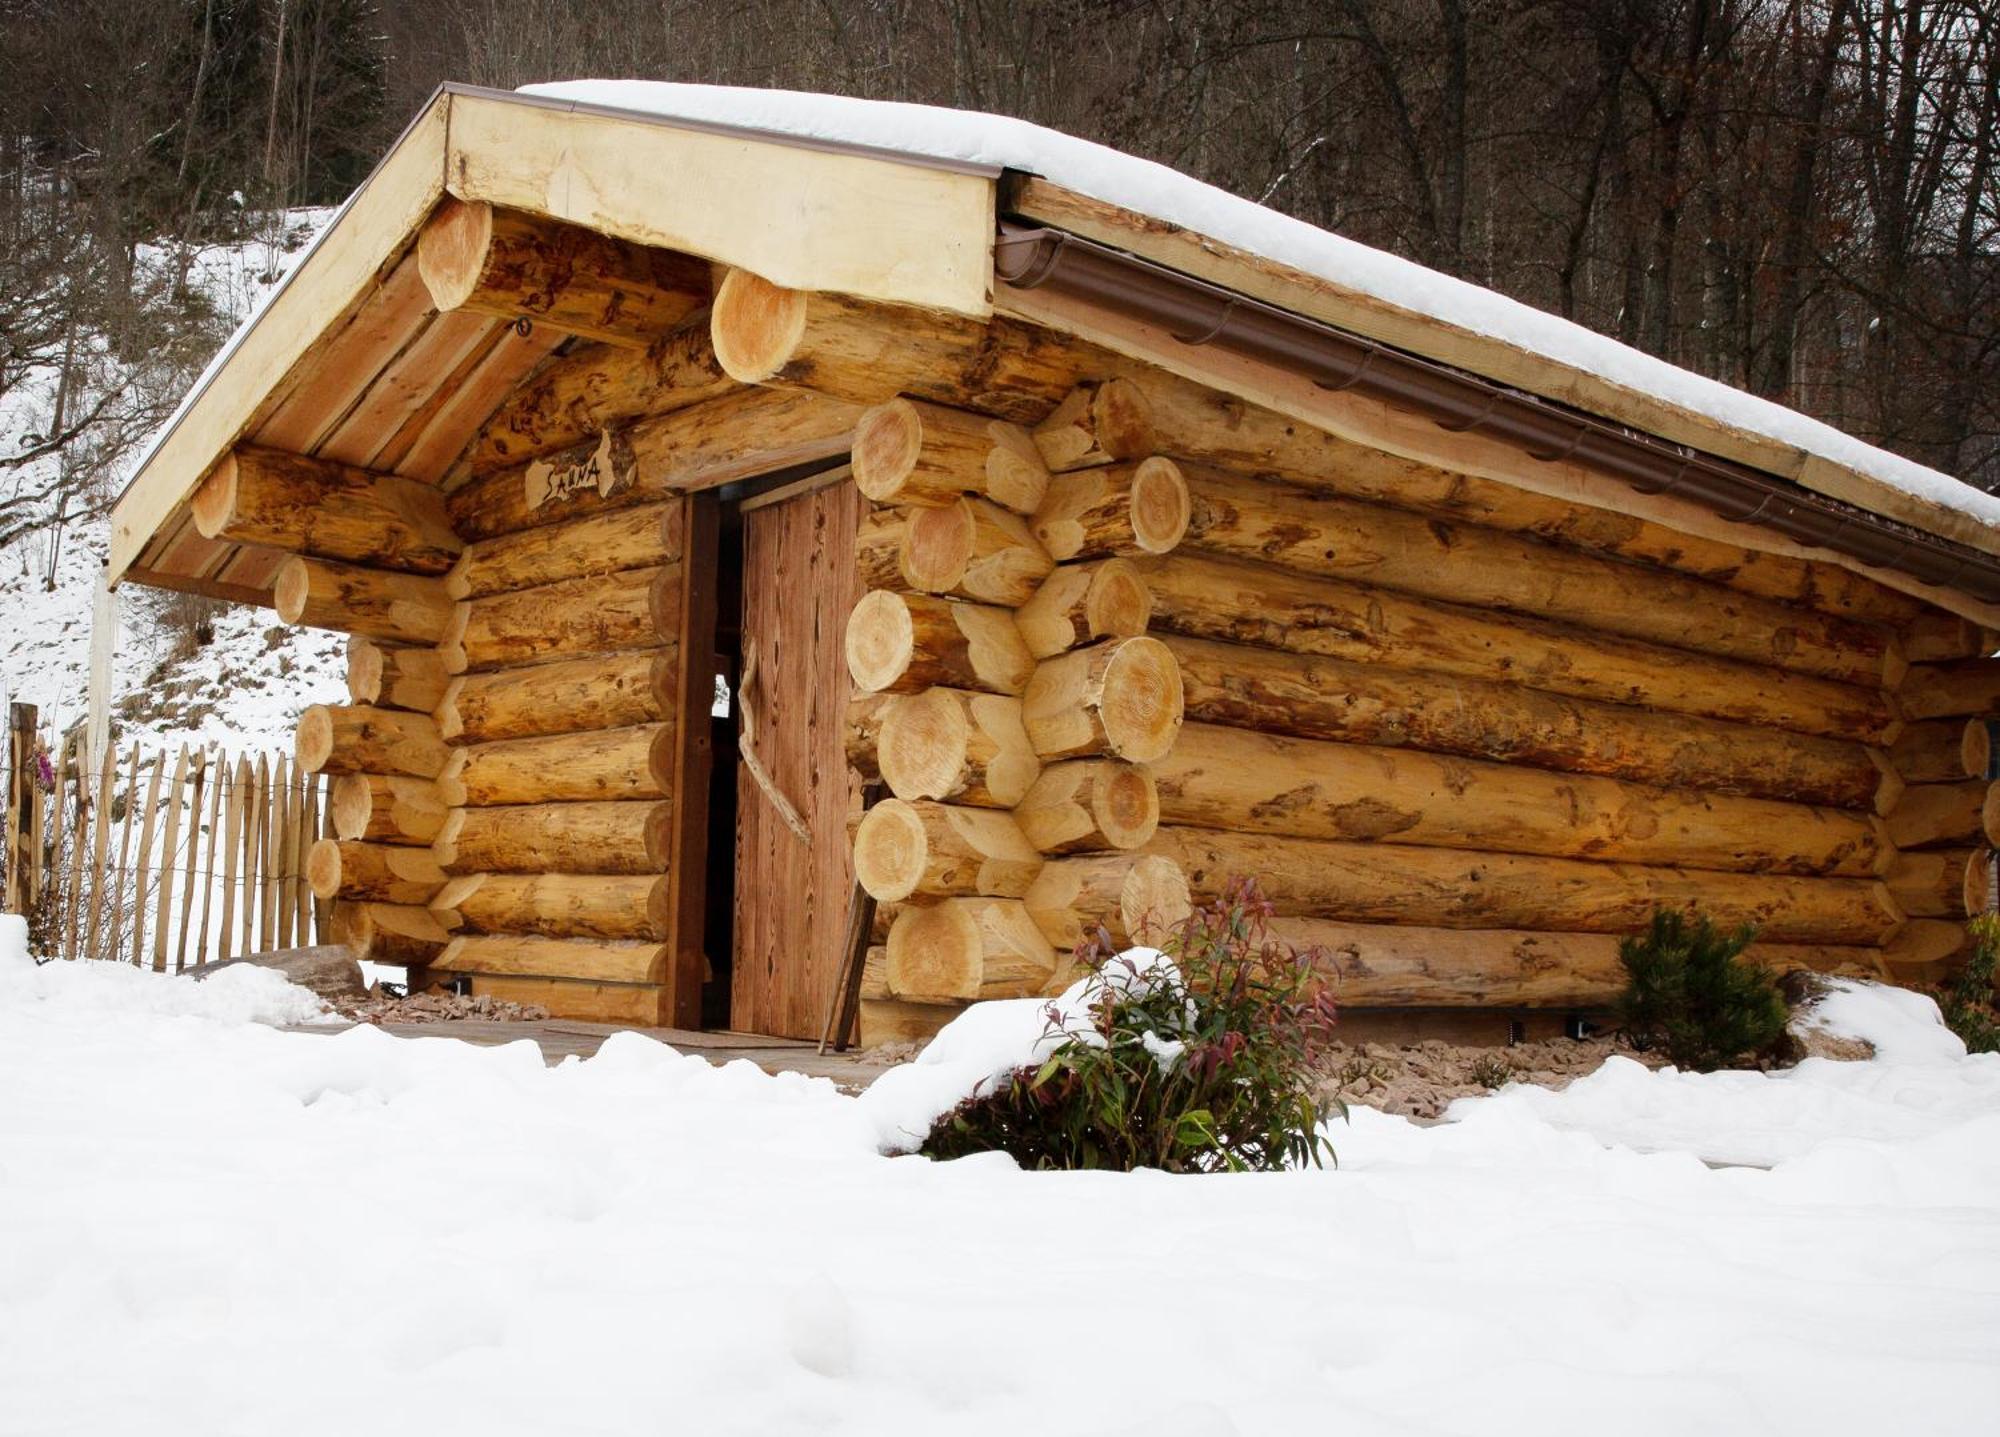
[1453,982,1993,1168]
[3,957,1996,1434]
[1801,976,1970,1064]
[524,80,2000,533]
[857,946,1175,1151]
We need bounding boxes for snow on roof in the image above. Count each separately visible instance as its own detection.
[526,79,2000,534]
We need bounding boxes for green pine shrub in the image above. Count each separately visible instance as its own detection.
[1616,907,1787,1070]
[1935,913,2000,1055]
[920,879,1343,1173]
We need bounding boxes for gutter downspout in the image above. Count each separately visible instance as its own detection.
[994,221,2000,605]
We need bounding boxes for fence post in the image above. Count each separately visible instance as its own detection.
[6,702,38,913]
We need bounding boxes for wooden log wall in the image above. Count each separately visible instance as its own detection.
[233,228,1997,1041]
[247,225,806,1021]
[840,388,1195,1028]
[787,307,1999,1042]
[282,472,705,1017]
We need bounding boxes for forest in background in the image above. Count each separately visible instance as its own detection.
[2,0,1996,558]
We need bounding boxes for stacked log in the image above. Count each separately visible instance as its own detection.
[843,394,1197,1009]
[1153,723,1887,876]
[841,377,1974,1034]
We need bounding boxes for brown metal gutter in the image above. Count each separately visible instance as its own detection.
[995,220,2000,605]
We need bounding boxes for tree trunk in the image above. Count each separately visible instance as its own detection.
[431,800,673,875]
[844,590,1034,695]
[1033,458,1191,561]
[1022,852,1192,950]
[1166,634,1884,810]
[1012,760,1159,854]
[1020,636,1184,762]
[436,651,678,744]
[345,638,448,714]
[853,799,1043,901]
[1142,553,1894,743]
[416,198,709,347]
[430,872,669,941]
[195,446,461,573]
[851,396,1051,513]
[447,498,685,599]
[875,688,1041,807]
[438,723,674,806]
[882,897,1059,1001]
[273,557,453,647]
[440,563,682,673]
[1155,722,1887,876]
[1145,826,1901,944]
[329,773,447,846]
[296,704,447,778]
[1014,559,1152,659]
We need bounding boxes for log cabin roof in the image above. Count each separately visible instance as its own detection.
[109,82,2000,623]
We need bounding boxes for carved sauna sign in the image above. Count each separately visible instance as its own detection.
[524,428,634,511]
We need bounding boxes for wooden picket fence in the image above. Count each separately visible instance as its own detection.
[3,703,327,968]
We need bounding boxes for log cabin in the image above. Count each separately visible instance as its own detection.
[107,82,2000,1046]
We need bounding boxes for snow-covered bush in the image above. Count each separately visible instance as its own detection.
[920,880,1342,1172]
[1616,908,1787,1070]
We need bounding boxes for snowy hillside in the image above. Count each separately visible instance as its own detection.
[0,210,347,753]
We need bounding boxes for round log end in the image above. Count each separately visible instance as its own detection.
[1884,917,1970,974]
[189,454,240,539]
[1984,782,2000,848]
[1093,378,1156,460]
[1129,457,1191,554]
[852,398,924,503]
[430,809,465,871]
[901,500,976,594]
[415,197,495,313]
[1121,853,1192,945]
[329,900,374,958]
[346,637,384,706]
[271,556,310,624]
[295,705,335,774]
[1870,750,1905,819]
[884,902,979,1000]
[434,679,466,742]
[845,589,915,693]
[878,689,969,801]
[1963,718,1993,780]
[305,838,343,901]
[645,875,673,940]
[710,268,810,384]
[1963,849,1995,918]
[854,798,928,902]
[1085,559,1152,641]
[434,749,469,809]
[644,801,676,870]
[1100,636,1185,763]
[329,773,372,840]
[986,432,1052,516]
[427,874,482,923]
[1094,763,1161,851]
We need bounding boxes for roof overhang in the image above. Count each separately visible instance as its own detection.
[110,82,2000,625]
[109,84,998,592]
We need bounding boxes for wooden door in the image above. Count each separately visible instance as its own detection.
[731,479,866,1038]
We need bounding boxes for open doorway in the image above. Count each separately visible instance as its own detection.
[699,463,866,1039]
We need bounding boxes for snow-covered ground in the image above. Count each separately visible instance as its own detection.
[4,918,1995,1436]
[0,210,345,754]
